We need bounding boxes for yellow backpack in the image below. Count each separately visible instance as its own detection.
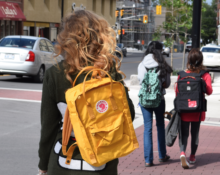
[62,67,139,167]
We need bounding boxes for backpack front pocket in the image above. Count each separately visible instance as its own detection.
[176,91,200,112]
[89,115,124,154]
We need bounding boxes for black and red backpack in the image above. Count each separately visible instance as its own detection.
[174,70,207,113]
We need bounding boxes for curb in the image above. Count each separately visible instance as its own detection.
[129,74,178,89]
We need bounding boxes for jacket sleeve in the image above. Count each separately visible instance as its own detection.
[203,72,213,95]
[38,71,61,171]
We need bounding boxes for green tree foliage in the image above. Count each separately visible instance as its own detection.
[201,0,217,45]
[153,0,206,70]
[153,0,194,69]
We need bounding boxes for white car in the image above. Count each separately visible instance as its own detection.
[185,41,192,53]
[201,45,220,67]
[0,36,63,83]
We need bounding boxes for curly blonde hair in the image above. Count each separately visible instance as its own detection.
[54,10,122,83]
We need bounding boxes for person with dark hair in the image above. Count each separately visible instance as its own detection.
[175,48,213,169]
[138,41,173,167]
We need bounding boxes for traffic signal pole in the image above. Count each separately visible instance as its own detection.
[192,0,202,48]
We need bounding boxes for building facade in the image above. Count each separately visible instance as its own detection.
[23,0,116,41]
[0,0,25,39]
[116,0,159,49]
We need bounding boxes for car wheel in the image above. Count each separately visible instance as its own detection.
[16,75,23,78]
[167,53,169,57]
[34,66,45,83]
[124,52,127,57]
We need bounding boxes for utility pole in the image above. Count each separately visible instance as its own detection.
[171,2,173,68]
[61,0,64,19]
[192,0,202,48]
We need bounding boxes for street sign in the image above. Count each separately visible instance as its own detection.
[118,30,121,35]
[122,29,125,35]
[143,15,148,23]
[120,9,124,17]
[115,10,119,17]
[156,5,162,15]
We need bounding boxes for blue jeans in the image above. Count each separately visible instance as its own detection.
[140,100,166,163]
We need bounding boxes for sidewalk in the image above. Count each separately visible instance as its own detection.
[118,80,220,175]
[118,121,220,175]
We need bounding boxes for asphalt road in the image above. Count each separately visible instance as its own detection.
[0,52,219,175]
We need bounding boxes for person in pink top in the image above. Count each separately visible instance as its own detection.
[175,48,213,169]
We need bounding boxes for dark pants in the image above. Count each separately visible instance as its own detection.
[179,120,201,155]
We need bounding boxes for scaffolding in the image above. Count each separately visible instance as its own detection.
[116,0,155,49]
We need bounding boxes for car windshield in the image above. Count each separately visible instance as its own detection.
[0,38,36,49]
[201,47,220,53]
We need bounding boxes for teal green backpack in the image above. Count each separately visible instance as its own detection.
[138,68,162,108]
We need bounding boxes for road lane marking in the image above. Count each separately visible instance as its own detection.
[0,97,41,103]
[0,89,42,101]
[0,87,42,92]
[0,122,40,137]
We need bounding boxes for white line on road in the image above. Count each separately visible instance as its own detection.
[0,97,41,103]
[0,122,40,138]
[0,87,42,92]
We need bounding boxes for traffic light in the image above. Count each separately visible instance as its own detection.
[118,30,121,35]
[156,5,162,15]
[143,15,148,24]
[115,10,119,17]
[120,9,124,17]
[122,29,125,35]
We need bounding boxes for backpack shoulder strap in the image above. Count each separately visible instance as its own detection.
[199,70,208,77]
[62,108,73,155]
[145,67,159,73]
[178,71,188,79]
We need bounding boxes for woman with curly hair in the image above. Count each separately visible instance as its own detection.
[37,10,135,175]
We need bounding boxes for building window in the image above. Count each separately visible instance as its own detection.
[11,21,15,35]
[110,0,113,17]
[5,21,10,36]
[0,21,5,38]
[93,0,96,12]
[101,0,105,15]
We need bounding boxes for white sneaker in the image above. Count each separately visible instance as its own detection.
[180,152,190,169]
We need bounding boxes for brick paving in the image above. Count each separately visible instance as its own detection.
[118,120,220,175]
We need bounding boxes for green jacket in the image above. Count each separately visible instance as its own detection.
[38,61,135,175]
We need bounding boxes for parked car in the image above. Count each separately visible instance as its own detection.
[0,36,63,83]
[116,43,127,57]
[201,45,220,68]
[185,41,192,53]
